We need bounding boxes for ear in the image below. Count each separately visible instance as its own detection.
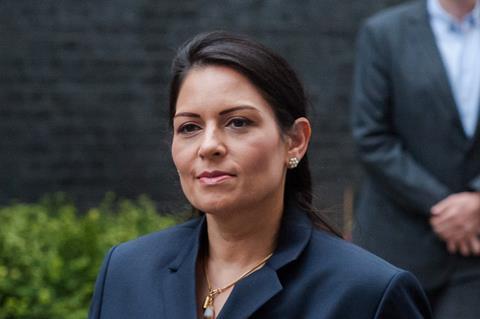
[285,117,311,163]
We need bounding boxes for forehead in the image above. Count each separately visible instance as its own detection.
[175,65,274,116]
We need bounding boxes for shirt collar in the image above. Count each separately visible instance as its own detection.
[428,0,480,32]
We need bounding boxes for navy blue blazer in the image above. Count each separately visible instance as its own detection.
[89,206,431,318]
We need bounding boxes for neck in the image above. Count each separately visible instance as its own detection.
[439,0,476,20]
[204,197,283,268]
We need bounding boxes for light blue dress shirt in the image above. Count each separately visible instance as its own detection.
[428,0,480,137]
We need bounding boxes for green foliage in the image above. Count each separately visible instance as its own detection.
[0,193,178,319]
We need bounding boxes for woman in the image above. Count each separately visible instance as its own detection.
[89,31,431,319]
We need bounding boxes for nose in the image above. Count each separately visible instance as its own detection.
[198,127,227,159]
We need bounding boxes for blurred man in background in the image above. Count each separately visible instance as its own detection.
[351,0,480,318]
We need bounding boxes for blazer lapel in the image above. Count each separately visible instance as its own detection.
[160,205,313,319]
[216,265,283,319]
[407,1,468,141]
[161,217,205,319]
[217,204,313,319]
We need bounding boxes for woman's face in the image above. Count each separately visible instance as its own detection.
[172,65,290,215]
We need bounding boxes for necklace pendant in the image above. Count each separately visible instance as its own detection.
[203,305,215,319]
[203,292,215,319]
[203,293,213,309]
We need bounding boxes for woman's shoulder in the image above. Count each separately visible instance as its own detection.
[290,230,430,317]
[308,229,403,280]
[108,217,201,267]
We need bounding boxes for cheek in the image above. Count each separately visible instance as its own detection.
[171,142,195,195]
[171,140,192,171]
[239,135,286,175]
[171,144,180,169]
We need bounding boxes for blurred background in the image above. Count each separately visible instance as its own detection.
[0,0,405,228]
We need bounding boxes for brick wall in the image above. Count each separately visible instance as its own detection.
[0,0,405,226]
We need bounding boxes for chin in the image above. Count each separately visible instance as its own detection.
[201,201,229,213]
[187,189,235,212]
[193,198,240,216]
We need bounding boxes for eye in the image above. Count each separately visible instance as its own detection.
[177,123,201,134]
[227,118,252,128]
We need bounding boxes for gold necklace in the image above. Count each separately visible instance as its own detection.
[202,252,273,319]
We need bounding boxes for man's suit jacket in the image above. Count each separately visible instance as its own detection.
[351,0,480,291]
[89,205,431,318]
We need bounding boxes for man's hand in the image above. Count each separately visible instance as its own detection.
[445,236,480,256]
[430,192,480,256]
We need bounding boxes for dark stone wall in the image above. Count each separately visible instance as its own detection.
[0,0,406,225]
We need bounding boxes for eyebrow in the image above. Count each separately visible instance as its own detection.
[174,105,259,118]
[173,112,200,118]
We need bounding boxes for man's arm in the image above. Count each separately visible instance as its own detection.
[351,20,451,216]
[470,175,480,191]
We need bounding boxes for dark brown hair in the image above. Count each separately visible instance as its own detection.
[169,31,341,236]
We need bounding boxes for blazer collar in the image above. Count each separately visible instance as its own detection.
[162,204,313,319]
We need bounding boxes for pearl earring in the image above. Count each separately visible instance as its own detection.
[288,157,300,169]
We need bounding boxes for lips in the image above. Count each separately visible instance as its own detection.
[197,170,235,185]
